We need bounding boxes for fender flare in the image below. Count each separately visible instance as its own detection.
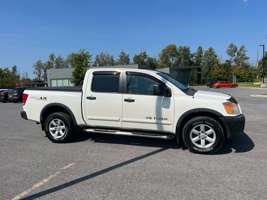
[40,103,77,127]
[176,108,223,136]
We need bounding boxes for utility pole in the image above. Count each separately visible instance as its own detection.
[259,44,265,83]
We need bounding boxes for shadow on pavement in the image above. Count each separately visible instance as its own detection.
[25,133,254,199]
[72,131,254,154]
[218,132,254,154]
[21,147,168,200]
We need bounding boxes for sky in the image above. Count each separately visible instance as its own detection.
[0,0,267,77]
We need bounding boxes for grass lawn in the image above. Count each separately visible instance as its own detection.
[238,82,261,88]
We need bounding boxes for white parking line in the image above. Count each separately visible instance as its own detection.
[11,163,75,200]
[60,162,75,170]
[250,94,267,98]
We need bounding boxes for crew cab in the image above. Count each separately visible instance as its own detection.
[21,68,245,153]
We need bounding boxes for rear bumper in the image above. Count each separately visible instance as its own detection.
[220,114,245,138]
[20,111,28,120]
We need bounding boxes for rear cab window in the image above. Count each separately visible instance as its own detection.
[91,71,120,93]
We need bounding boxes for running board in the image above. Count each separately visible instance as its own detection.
[84,128,174,140]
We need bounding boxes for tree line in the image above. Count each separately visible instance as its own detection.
[0,66,20,88]
[1,43,264,88]
[33,43,261,86]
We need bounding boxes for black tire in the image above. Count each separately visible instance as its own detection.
[182,116,225,154]
[44,112,74,143]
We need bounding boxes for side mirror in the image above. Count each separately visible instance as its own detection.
[153,84,171,97]
[153,85,161,96]
[164,87,172,97]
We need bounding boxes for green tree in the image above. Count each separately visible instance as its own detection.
[227,43,238,65]
[201,48,219,81]
[42,54,56,82]
[210,63,232,81]
[118,51,130,65]
[11,65,17,76]
[193,46,204,66]
[0,67,20,88]
[55,56,67,68]
[190,47,204,84]
[159,44,178,68]
[133,51,158,69]
[258,52,267,82]
[94,52,115,66]
[234,45,249,67]
[233,66,255,82]
[177,46,192,67]
[144,57,158,69]
[46,54,56,68]
[70,49,91,86]
[33,60,44,80]
[133,51,148,68]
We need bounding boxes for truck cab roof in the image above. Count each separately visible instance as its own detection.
[88,67,159,75]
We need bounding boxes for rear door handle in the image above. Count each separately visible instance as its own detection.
[124,98,135,103]
[87,96,96,100]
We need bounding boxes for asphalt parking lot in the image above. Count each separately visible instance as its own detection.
[1,87,267,200]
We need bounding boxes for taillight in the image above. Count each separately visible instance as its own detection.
[22,93,29,106]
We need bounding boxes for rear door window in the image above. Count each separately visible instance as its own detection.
[91,71,120,93]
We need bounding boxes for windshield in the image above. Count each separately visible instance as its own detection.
[157,72,188,91]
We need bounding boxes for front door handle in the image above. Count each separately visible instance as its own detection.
[124,98,135,103]
[87,96,96,100]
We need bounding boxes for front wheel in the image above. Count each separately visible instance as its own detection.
[44,112,74,143]
[182,116,225,154]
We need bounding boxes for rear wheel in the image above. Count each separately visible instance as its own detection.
[182,116,225,154]
[44,112,74,143]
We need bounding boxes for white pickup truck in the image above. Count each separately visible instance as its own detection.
[21,68,245,153]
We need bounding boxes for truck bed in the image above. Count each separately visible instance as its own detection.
[26,87,82,92]
[23,87,84,125]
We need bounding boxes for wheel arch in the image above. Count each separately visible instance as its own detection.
[40,103,77,130]
[175,108,226,142]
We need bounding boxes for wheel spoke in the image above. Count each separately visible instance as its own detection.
[58,130,63,136]
[51,120,57,126]
[191,129,200,135]
[55,119,60,126]
[205,129,214,135]
[205,136,215,143]
[60,129,65,136]
[192,136,201,143]
[200,124,205,132]
[200,138,206,147]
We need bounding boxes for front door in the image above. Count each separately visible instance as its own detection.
[83,71,122,128]
[122,72,173,132]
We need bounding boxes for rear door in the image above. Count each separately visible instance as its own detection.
[83,71,123,128]
[122,72,174,132]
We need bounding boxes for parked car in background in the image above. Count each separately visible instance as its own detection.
[0,89,8,102]
[8,87,26,102]
[8,89,16,102]
[208,81,238,88]
[206,81,216,88]
[0,89,9,103]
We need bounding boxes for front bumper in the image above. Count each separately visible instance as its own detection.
[20,111,28,120]
[220,114,245,138]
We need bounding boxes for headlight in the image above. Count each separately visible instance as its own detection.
[223,102,240,115]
